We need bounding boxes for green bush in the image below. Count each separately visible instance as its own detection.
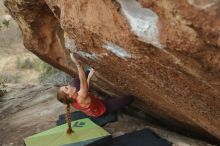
[0,77,7,97]
[16,57,33,69]
[35,60,72,85]
[33,59,55,75]
[0,19,10,30]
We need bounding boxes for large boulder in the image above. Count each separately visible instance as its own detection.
[4,0,220,144]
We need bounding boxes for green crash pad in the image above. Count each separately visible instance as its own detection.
[24,118,111,146]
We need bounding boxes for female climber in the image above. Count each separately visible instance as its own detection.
[57,52,134,134]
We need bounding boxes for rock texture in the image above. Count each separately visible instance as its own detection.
[4,0,220,144]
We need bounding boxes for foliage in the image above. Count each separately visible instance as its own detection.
[16,57,33,69]
[0,77,7,97]
[2,19,10,28]
[16,56,72,85]
[0,19,10,30]
[37,61,72,85]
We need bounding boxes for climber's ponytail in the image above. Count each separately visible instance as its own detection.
[66,104,73,134]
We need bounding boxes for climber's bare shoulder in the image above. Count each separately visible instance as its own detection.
[77,91,91,106]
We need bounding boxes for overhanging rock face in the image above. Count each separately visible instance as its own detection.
[4,0,220,144]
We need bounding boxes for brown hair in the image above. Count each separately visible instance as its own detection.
[66,104,73,134]
[57,89,74,134]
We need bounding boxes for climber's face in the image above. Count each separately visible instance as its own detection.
[60,85,77,97]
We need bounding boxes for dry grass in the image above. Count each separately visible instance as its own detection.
[0,44,71,86]
[0,51,40,84]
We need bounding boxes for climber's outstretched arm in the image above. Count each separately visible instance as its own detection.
[70,53,88,97]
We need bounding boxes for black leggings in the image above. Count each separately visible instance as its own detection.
[71,76,134,113]
[102,95,134,113]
